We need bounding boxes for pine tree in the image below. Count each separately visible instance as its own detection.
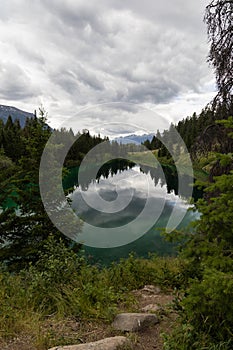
[0,115,80,271]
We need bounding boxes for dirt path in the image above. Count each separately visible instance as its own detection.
[126,285,176,349]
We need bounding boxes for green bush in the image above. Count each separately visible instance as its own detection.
[182,268,233,340]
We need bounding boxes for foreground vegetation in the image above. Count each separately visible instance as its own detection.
[0,240,182,349]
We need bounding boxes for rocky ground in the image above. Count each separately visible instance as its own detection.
[1,285,177,350]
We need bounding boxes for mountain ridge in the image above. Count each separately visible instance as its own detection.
[0,104,35,127]
[114,133,155,145]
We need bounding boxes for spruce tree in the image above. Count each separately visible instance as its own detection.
[0,115,77,270]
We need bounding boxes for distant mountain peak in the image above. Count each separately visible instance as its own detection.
[114,133,155,145]
[0,104,35,127]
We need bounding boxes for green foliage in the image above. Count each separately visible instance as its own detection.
[163,326,232,350]
[164,117,233,349]
[182,269,233,339]
[108,253,184,291]
[143,107,223,158]
[0,239,182,348]
[22,236,121,320]
[0,113,112,269]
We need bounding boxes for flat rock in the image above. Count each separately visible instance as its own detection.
[141,304,161,313]
[112,313,158,332]
[48,336,129,350]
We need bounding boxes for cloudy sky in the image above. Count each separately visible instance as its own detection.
[0,0,216,135]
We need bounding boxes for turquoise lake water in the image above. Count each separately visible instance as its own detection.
[65,162,200,265]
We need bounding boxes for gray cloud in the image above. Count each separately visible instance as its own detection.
[52,65,105,94]
[52,70,80,96]
[0,0,215,130]
[0,61,39,100]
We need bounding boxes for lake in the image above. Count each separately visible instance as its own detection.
[65,161,200,265]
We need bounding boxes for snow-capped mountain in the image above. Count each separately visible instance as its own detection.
[114,133,155,145]
[0,104,35,127]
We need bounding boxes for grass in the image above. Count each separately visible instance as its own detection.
[128,150,160,167]
[0,238,184,350]
[1,237,230,350]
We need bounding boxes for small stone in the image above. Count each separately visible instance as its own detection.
[112,313,159,332]
[142,285,161,294]
[48,336,129,350]
[141,304,161,313]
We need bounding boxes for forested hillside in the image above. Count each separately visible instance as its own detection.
[0,113,111,269]
[143,103,233,164]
